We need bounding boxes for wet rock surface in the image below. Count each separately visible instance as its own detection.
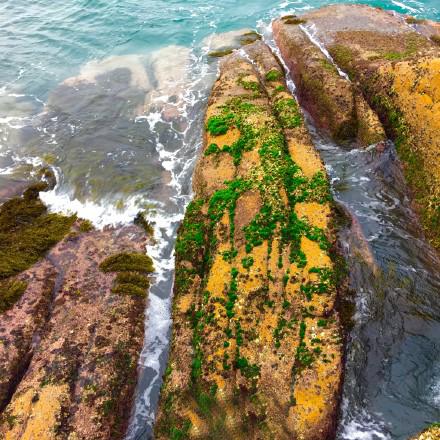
[155,41,346,440]
[412,425,440,440]
[273,3,440,250]
[273,15,385,148]
[0,186,152,439]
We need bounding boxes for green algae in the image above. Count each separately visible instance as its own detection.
[0,182,75,279]
[282,15,307,25]
[175,199,206,266]
[406,17,426,24]
[328,45,357,80]
[0,279,28,314]
[273,98,302,129]
[208,48,234,58]
[99,252,153,273]
[237,76,261,94]
[0,182,74,312]
[157,56,339,437]
[431,35,440,46]
[265,69,283,82]
[206,114,233,136]
[99,252,153,298]
[134,211,154,235]
[78,219,94,233]
[239,31,262,46]
[205,101,258,165]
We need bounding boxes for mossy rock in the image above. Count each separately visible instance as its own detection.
[100,252,153,298]
[134,211,154,235]
[208,48,234,58]
[0,182,75,312]
[282,15,307,25]
[99,252,154,273]
[431,35,440,46]
[0,279,28,314]
[0,182,74,279]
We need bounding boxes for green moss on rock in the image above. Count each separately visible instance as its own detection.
[99,252,153,298]
[273,97,302,129]
[0,279,28,314]
[265,69,283,82]
[99,252,154,273]
[0,182,75,311]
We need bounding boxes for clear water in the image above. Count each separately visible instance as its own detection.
[0,1,439,439]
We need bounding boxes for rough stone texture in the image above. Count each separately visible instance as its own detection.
[0,218,151,439]
[273,15,385,147]
[412,425,440,440]
[155,41,344,440]
[275,4,440,249]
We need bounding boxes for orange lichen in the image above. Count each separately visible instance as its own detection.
[288,140,325,178]
[295,202,331,230]
[3,384,69,440]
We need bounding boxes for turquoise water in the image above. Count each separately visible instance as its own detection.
[1,1,439,439]
[1,0,439,98]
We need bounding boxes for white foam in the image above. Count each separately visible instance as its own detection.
[391,0,419,14]
[299,23,351,81]
[40,186,143,227]
[340,419,391,440]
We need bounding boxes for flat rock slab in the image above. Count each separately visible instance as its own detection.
[0,222,150,440]
[155,40,345,440]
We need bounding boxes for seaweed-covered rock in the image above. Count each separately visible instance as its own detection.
[274,4,440,249]
[273,14,385,147]
[155,41,345,440]
[412,424,440,440]
[0,185,153,439]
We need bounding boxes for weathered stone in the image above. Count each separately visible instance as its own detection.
[411,425,440,440]
[155,41,345,440]
[0,186,152,439]
[275,4,440,249]
[273,14,386,147]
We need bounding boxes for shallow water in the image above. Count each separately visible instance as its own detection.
[1,0,439,439]
[317,138,440,440]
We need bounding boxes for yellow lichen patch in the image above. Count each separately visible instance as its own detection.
[295,202,331,230]
[412,425,440,440]
[176,293,195,314]
[236,242,268,294]
[301,236,332,269]
[382,57,440,187]
[288,140,325,178]
[234,190,262,243]
[185,408,207,438]
[207,127,241,150]
[237,149,262,181]
[245,111,272,128]
[156,42,343,440]
[355,93,386,145]
[207,251,230,315]
[256,308,278,346]
[195,152,235,198]
[3,384,69,440]
[290,320,342,439]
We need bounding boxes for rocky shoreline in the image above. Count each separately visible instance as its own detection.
[154,40,346,440]
[274,4,440,250]
[0,4,438,440]
[0,181,153,439]
[155,4,439,440]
